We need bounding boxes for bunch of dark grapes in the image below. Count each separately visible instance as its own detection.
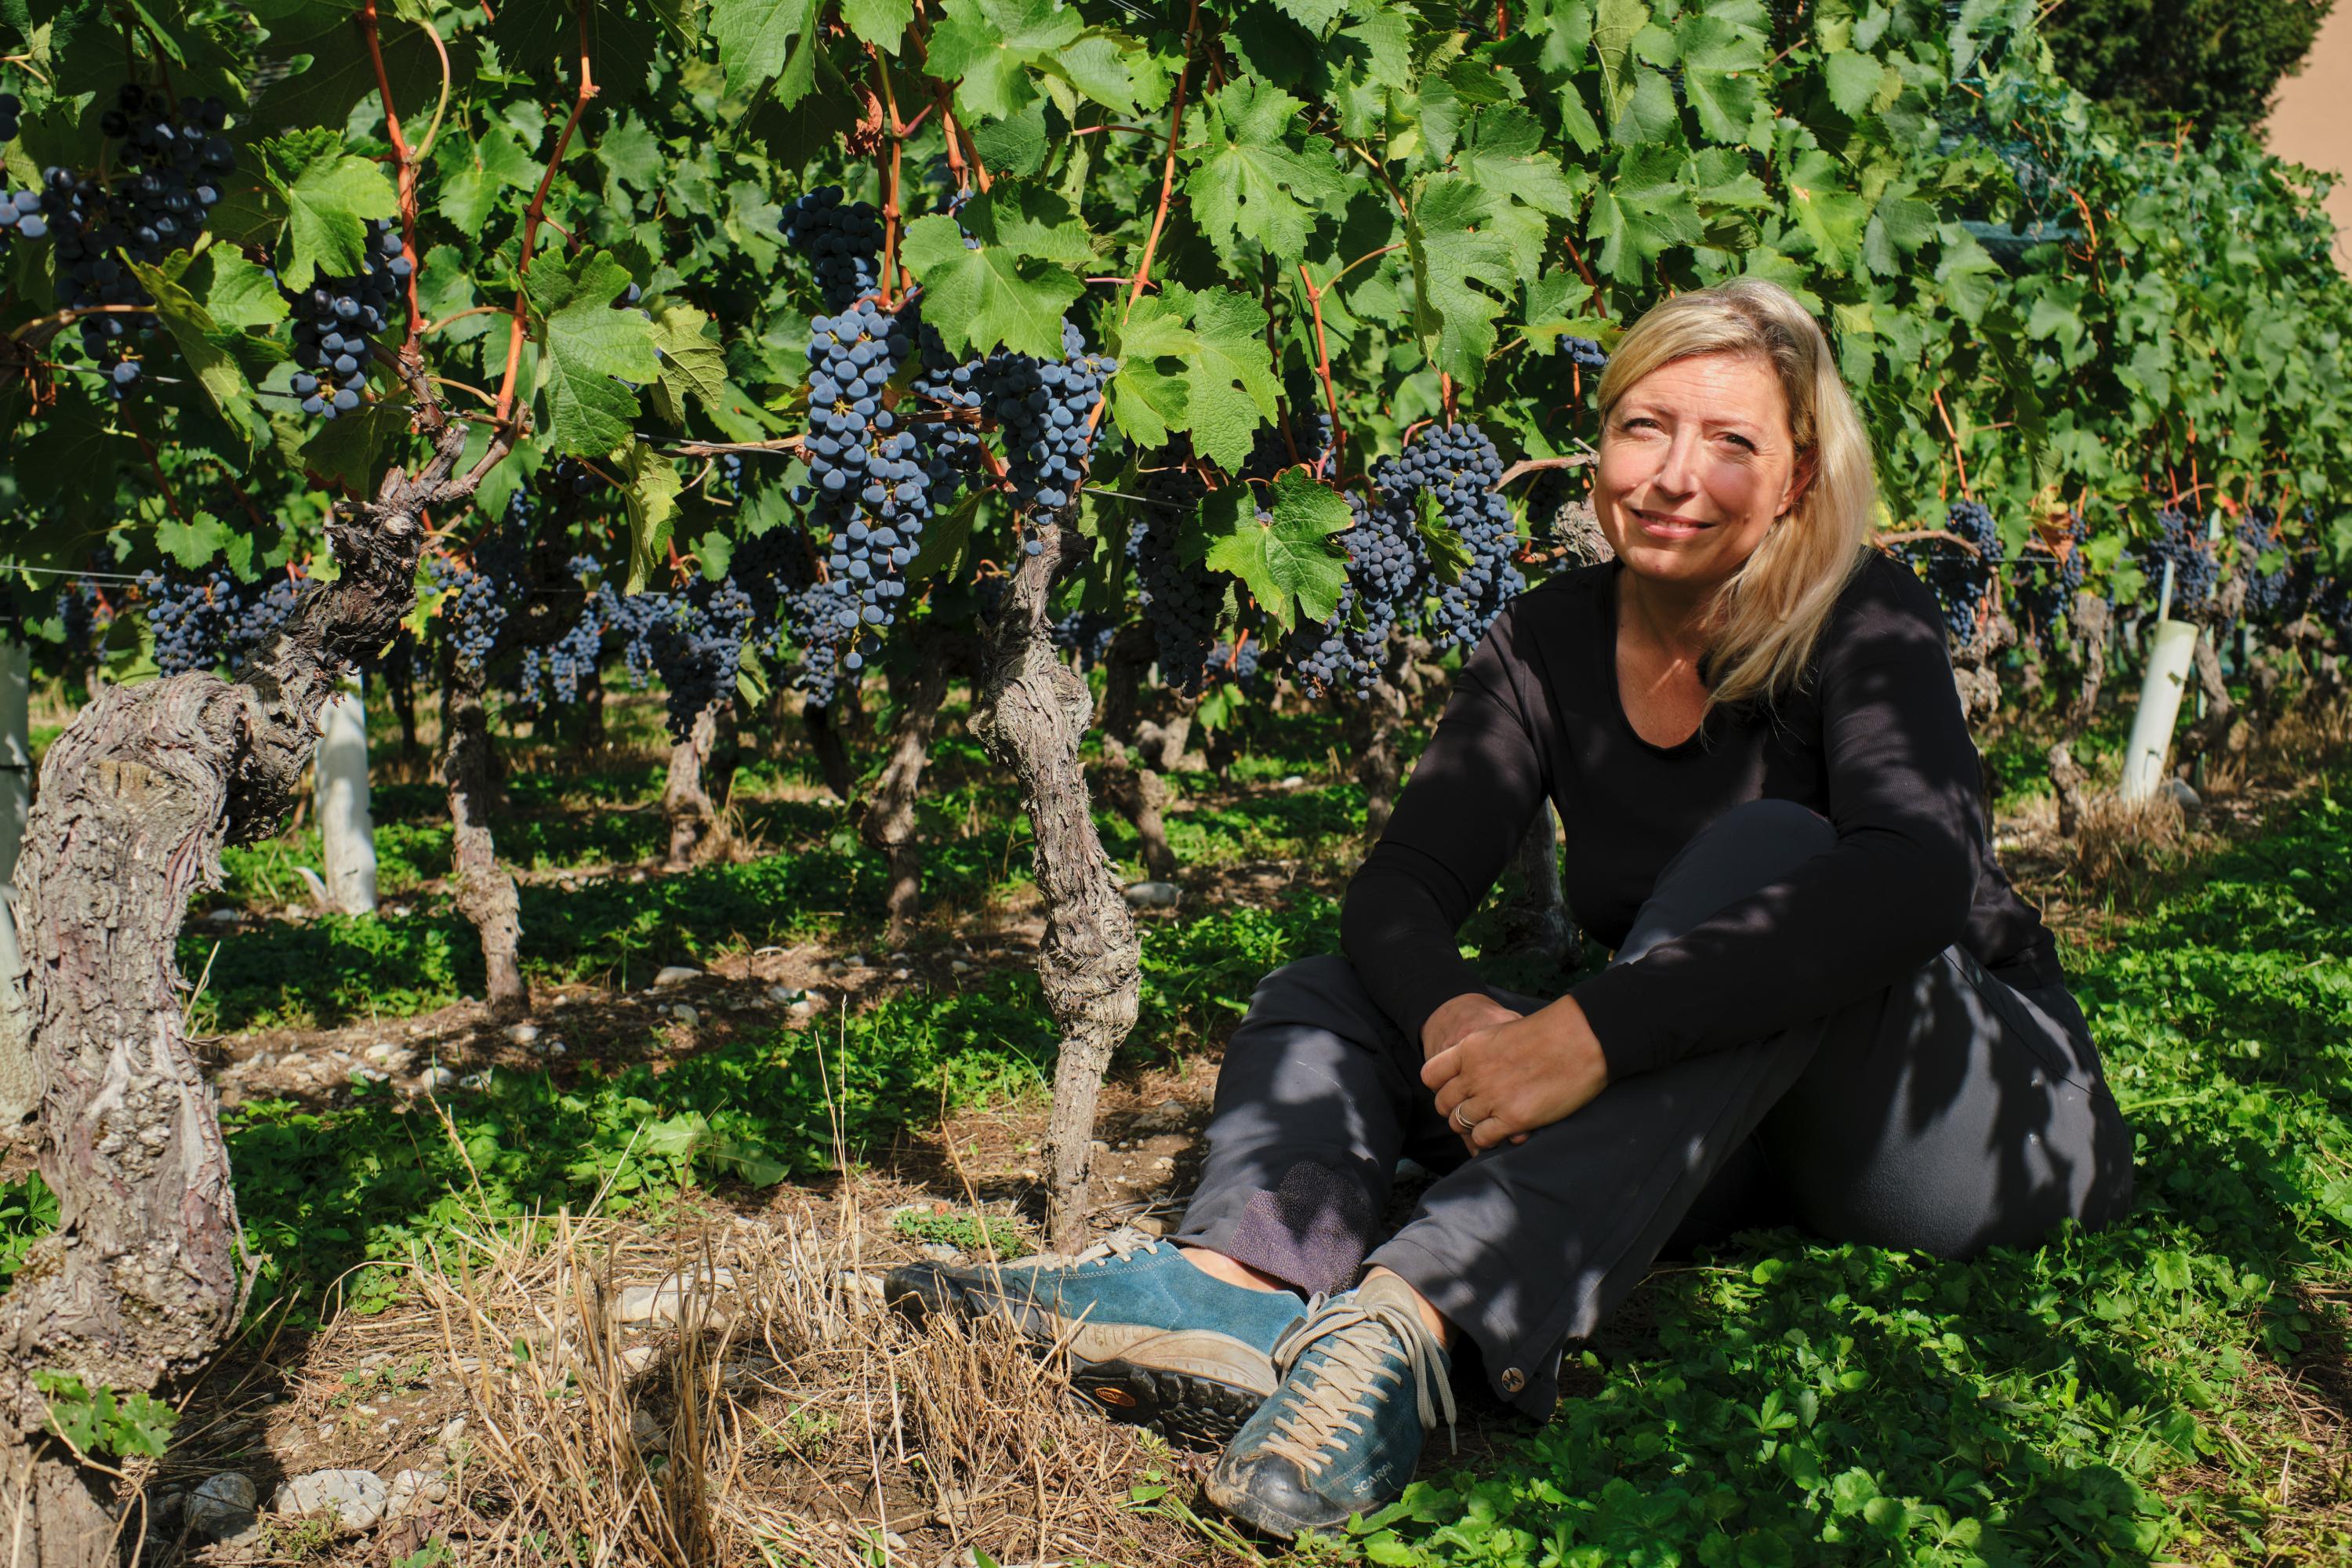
[975,319,1118,539]
[779,187,885,312]
[2234,507,2299,624]
[136,569,302,675]
[2134,506,2218,615]
[514,557,614,708]
[1,86,234,390]
[1380,423,1522,652]
[2012,510,2086,653]
[430,509,529,674]
[140,572,236,674]
[1563,336,1608,371]
[1127,455,1222,694]
[55,579,107,657]
[648,577,757,739]
[0,91,20,143]
[550,457,600,499]
[1286,485,1429,695]
[912,325,984,495]
[731,525,864,709]
[1051,608,1119,670]
[604,588,673,692]
[288,219,405,420]
[1901,499,2004,641]
[1203,635,1269,693]
[800,297,926,668]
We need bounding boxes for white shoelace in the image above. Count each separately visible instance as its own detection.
[1258,1290,1457,1477]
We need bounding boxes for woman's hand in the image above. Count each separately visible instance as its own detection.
[1418,992,1524,1063]
[1422,997,1610,1152]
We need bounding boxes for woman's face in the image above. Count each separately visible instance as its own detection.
[1594,351,1811,597]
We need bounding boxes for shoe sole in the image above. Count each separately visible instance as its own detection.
[1200,1466,1352,1541]
[884,1262,1273,1449]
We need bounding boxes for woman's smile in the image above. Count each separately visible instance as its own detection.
[1630,506,1716,540]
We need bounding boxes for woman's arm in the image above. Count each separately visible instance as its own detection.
[1569,561,1984,1082]
[1340,598,1554,1048]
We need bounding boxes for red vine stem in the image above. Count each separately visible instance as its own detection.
[1559,230,1608,319]
[1931,387,1971,499]
[1297,261,1344,478]
[871,47,908,306]
[492,13,598,432]
[1494,452,1597,487]
[1123,0,1203,319]
[360,0,427,363]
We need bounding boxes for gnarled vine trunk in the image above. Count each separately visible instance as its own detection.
[803,698,854,803]
[860,648,953,947]
[2068,590,2111,724]
[663,703,737,869]
[969,520,1141,1253]
[0,406,503,1563]
[1096,626,1178,881]
[1495,801,1578,974]
[441,649,529,1020]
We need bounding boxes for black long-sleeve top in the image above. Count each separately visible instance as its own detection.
[1340,552,2064,1083]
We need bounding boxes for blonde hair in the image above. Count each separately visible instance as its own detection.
[1594,278,1876,713]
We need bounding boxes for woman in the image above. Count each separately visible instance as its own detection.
[887,278,2136,1539]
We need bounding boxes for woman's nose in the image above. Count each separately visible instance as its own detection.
[1650,426,1704,497]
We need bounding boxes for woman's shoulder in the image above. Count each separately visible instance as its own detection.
[1819,547,1951,664]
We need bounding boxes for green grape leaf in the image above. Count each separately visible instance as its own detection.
[1202,469,1351,633]
[1455,106,1581,218]
[1785,149,1870,271]
[528,251,662,456]
[129,261,261,451]
[1270,0,1347,30]
[1178,285,1283,473]
[1586,146,1700,280]
[198,249,292,332]
[1184,79,1348,268]
[155,511,229,572]
[1517,267,1611,355]
[971,104,1051,177]
[928,0,1085,121]
[1053,34,1139,118]
[1676,1,1769,142]
[243,0,462,132]
[432,134,503,237]
[841,0,916,50]
[900,198,1086,358]
[618,438,684,592]
[710,0,826,103]
[1821,48,1889,118]
[261,133,400,292]
[651,305,730,426]
[1406,174,1516,387]
[1105,295,1194,453]
[1413,488,1474,583]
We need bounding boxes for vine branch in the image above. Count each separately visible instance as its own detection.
[492,13,598,432]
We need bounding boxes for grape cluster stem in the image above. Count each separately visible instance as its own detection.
[492,16,598,433]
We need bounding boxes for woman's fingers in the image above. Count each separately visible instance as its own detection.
[1421,1043,1463,1093]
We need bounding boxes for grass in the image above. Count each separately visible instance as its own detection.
[12,677,2350,1565]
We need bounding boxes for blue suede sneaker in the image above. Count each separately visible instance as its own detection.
[1203,1271,1456,1539]
[884,1237,1307,1446]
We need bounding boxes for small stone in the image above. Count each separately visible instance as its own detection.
[949,960,973,975]
[354,1066,389,1084]
[506,1022,541,1046]
[615,1266,738,1326]
[363,1043,416,1073]
[885,1532,909,1551]
[457,1069,492,1090]
[437,1416,469,1449]
[628,869,648,884]
[670,1004,699,1028]
[544,1039,568,1056]
[205,907,240,924]
[186,1473,259,1541]
[384,1469,448,1519]
[1089,1139,1111,1156]
[916,1243,960,1263]
[1121,880,1181,909]
[630,1407,668,1452]
[1279,774,1305,789]
[892,967,913,980]
[1131,1215,1170,1238]
[766,985,808,1004]
[418,1065,458,1092]
[273,1468,390,1530]
[653,965,702,988]
[617,1345,658,1377]
[2165,777,2203,812]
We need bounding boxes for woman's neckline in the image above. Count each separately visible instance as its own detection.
[1601,561,1709,756]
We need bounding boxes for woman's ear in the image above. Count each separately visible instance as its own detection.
[1776,448,1817,520]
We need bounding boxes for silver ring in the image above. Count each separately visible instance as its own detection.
[1451,1105,1475,1133]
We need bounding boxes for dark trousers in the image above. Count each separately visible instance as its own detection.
[1173,800,2137,1416]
